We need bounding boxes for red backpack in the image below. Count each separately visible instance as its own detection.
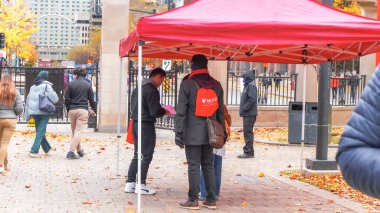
[192,80,219,117]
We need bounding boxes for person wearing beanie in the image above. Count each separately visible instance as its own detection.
[64,68,96,159]
[26,71,59,158]
[175,54,225,210]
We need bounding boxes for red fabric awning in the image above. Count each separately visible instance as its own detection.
[119,0,380,64]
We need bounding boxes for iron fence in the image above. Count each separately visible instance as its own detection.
[330,75,366,106]
[0,66,98,126]
[127,69,178,130]
[227,72,298,106]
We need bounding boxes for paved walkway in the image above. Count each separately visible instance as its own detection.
[0,125,366,213]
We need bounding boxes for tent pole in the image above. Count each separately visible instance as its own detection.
[300,64,306,173]
[137,41,144,213]
[116,57,122,176]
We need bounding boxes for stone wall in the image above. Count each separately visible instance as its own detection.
[228,106,354,128]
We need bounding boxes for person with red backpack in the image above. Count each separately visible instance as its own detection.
[174,54,226,210]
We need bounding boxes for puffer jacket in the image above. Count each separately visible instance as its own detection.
[25,81,59,117]
[0,90,23,118]
[336,66,380,199]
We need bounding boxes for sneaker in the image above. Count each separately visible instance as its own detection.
[45,148,56,156]
[237,153,254,159]
[124,182,136,193]
[77,149,84,157]
[0,165,4,174]
[201,200,217,209]
[66,151,80,159]
[179,199,199,210]
[134,184,156,195]
[29,153,41,158]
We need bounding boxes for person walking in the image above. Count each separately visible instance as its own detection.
[124,68,168,195]
[64,68,96,159]
[238,70,258,158]
[175,54,225,210]
[199,105,231,201]
[0,75,23,173]
[26,71,59,158]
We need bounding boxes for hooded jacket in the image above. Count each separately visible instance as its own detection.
[26,80,59,117]
[239,70,258,117]
[336,67,380,199]
[130,78,166,123]
[174,71,225,146]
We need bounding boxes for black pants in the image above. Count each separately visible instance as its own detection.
[127,121,156,184]
[185,145,216,203]
[243,116,256,156]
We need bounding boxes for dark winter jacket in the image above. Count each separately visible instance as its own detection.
[336,67,380,199]
[64,76,96,112]
[239,70,258,117]
[174,71,225,146]
[130,79,166,123]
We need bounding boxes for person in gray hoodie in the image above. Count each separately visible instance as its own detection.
[25,71,59,158]
[238,70,258,158]
[0,75,23,174]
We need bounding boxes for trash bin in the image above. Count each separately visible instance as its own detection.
[305,102,318,145]
[288,102,303,144]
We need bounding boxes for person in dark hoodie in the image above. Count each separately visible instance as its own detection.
[124,68,168,195]
[26,71,59,158]
[64,68,96,160]
[238,70,258,158]
[175,54,225,210]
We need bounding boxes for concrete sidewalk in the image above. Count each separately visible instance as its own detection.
[0,124,365,212]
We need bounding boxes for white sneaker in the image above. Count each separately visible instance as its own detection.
[124,182,136,193]
[29,153,41,158]
[134,184,156,195]
[0,165,4,174]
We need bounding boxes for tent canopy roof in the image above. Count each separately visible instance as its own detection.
[119,0,380,64]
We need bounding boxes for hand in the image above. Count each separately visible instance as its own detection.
[89,110,96,117]
[175,133,184,149]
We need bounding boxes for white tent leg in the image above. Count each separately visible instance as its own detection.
[300,64,307,173]
[116,58,122,176]
[137,41,143,213]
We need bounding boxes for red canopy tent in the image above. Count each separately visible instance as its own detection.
[120,0,380,64]
[117,1,380,212]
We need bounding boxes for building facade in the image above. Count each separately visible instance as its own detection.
[26,0,92,61]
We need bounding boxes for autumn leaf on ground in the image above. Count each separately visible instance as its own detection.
[127,200,134,205]
[241,201,247,207]
[125,208,137,213]
[258,172,265,177]
[82,200,93,205]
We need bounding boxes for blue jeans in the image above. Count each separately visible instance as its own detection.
[30,115,51,154]
[200,154,222,199]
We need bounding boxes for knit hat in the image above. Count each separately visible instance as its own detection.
[37,71,49,81]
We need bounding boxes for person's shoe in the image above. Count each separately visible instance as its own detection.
[66,151,80,159]
[77,149,84,157]
[29,153,41,158]
[134,184,156,195]
[237,153,254,159]
[45,147,56,156]
[0,165,4,174]
[179,199,200,210]
[201,200,216,209]
[124,182,136,193]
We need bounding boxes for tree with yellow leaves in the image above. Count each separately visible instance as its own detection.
[333,0,361,15]
[67,28,101,64]
[0,0,39,66]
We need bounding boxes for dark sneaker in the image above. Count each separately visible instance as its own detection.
[66,151,80,159]
[237,153,254,159]
[201,200,216,209]
[179,199,199,210]
[77,149,84,157]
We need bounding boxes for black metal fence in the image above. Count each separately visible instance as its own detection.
[330,75,366,106]
[0,66,99,126]
[227,72,298,106]
[127,69,178,129]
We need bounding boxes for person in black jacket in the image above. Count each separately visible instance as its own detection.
[64,68,96,159]
[124,68,167,195]
[238,70,258,158]
[337,66,380,199]
[175,54,225,210]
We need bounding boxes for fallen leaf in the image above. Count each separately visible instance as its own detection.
[82,201,93,205]
[258,172,265,177]
[241,201,247,207]
[127,200,134,205]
